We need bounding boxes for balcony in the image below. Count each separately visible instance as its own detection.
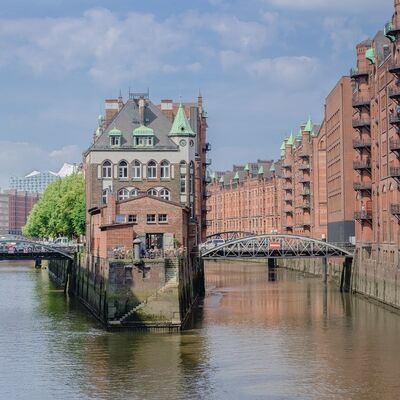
[388,62,400,75]
[299,177,311,183]
[353,160,371,170]
[284,195,292,202]
[353,181,372,191]
[350,67,369,79]
[354,211,372,221]
[389,113,400,125]
[352,118,371,129]
[203,158,212,166]
[390,204,400,219]
[352,94,370,108]
[204,142,212,152]
[298,163,310,170]
[352,139,371,150]
[301,202,311,210]
[390,139,400,153]
[283,185,293,191]
[385,21,400,39]
[299,150,310,158]
[389,167,400,179]
[284,208,293,214]
[388,85,400,100]
[283,172,292,179]
[302,189,311,196]
[284,224,293,229]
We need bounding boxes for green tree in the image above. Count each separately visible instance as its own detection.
[23,174,85,239]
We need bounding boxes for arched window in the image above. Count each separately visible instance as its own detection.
[159,188,170,200]
[132,160,141,179]
[102,161,112,178]
[147,188,158,197]
[102,189,108,204]
[147,160,157,179]
[160,160,170,179]
[118,161,128,179]
[131,188,139,197]
[118,188,129,201]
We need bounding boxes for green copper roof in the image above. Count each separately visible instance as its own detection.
[280,141,285,151]
[304,116,313,133]
[244,163,250,171]
[108,127,122,136]
[287,132,294,146]
[384,21,396,42]
[269,163,275,173]
[95,126,102,137]
[169,103,195,136]
[233,171,239,180]
[219,176,224,183]
[98,114,103,124]
[281,149,285,157]
[297,128,302,138]
[258,165,264,175]
[133,124,154,136]
[366,48,375,65]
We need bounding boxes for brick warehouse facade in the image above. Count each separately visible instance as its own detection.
[84,91,208,257]
[205,0,400,311]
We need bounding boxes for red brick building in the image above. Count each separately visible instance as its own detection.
[206,161,282,236]
[7,190,40,235]
[84,91,207,257]
[89,194,189,259]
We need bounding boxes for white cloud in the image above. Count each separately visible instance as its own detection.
[0,142,81,188]
[220,50,320,89]
[322,16,367,53]
[0,8,187,86]
[264,0,391,13]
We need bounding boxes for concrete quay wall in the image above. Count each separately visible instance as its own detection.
[351,245,400,309]
[48,253,204,331]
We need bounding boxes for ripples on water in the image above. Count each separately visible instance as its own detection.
[1,261,400,400]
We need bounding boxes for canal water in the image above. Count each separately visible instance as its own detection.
[1,261,400,400]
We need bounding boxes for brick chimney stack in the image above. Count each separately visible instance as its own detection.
[138,97,145,125]
[394,0,400,27]
[106,193,117,224]
[160,99,173,121]
[105,99,119,125]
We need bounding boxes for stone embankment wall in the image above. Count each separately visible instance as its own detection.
[48,253,204,331]
[351,245,400,309]
[277,258,345,284]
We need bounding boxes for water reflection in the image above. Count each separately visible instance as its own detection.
[1,261,400,399]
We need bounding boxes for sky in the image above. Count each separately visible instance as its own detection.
[0,0,394,187]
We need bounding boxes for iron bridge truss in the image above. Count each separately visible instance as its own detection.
[201,234,354,259]
[0,235,74,261]
[206,231,256,242]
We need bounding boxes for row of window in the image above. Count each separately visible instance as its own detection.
[115,214,168,224]
[110,136,154,147]
[102,160,194,180]
[102,187,171,203]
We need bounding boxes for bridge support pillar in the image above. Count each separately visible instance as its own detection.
[268,258,277,281]
[340,257,352,293]
[323,257,328,285]
[34,259,42,269]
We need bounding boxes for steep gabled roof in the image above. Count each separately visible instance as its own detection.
[169,103,195,137]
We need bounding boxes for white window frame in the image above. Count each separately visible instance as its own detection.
[147,188,158,197]
[131,188,139,197]
[158,214,168,223]
[159,188,170,201]
[132,160,141,179]
[147,214,156,224]
[118,161,128,179]
[118,188,129,201]
[147,161,157,179]
[102,161,112,178]
[110,136,120,147]
[102,189,108,204]
[160,160,170,179]
[128,214,137,223]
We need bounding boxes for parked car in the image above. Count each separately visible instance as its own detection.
[199,239,225,251]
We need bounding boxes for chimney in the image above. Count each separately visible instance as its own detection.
[138,97,145,125]
[105,99,119,125]
[106,192,117,224]
[395,0,400,28]
[198,91,203,113]
[160,99,173,121]
[117,92,124,111]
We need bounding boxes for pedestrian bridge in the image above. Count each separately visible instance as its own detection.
[201,234,354,259]
[0,235,74,261]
